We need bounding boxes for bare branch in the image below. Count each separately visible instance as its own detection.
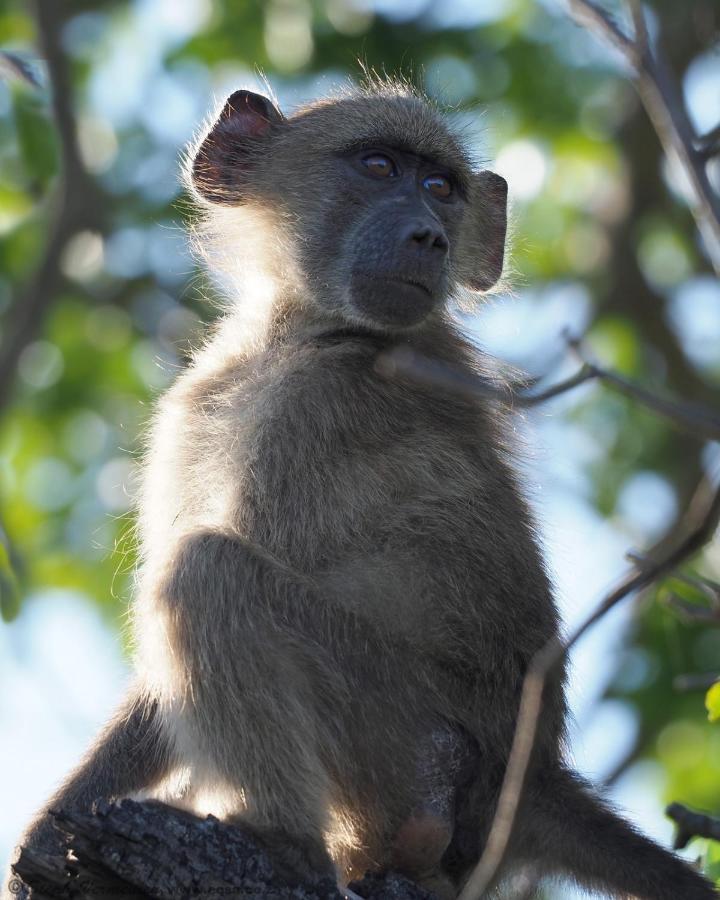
[627,0,649,58]
[666,802,720,850]
[567,0,635,57]
[566,335,720,440]
[0,1,105,414]
[627,551,720,607]
[696,123,720,160]
[12,798,429,900]
[375,343,720,441]
[677,574,720,608]
[458,476,720,900]
[0,50,42,87]
[568,0,720,272]
[672,673,719,693]
[627,550,720,624]
[374,346,520,403]
[664,593,720,625]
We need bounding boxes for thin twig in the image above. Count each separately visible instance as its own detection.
[672,673,719,693]
[628,0,649,59]
[581,364,720,439]
[696,123,720,160]
[664,594,720,625]
[566,0,635,57]
[627,550,720,623]
[626,551,720,606]
[0,50,42,87]
[0,1,104,413]
[568,0,720,272]
[376,345,592,405]
[666,802,720,850]
[518,365,597,404]
[458,477,720,900]
[375,344,720,441]
[566,335,720,440]
[374,346,521,403]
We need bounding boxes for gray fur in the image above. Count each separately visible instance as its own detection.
[9,81,716,900]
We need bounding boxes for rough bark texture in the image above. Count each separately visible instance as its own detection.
[11,800,434,900]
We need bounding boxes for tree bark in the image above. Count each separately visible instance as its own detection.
[11,800,433,900]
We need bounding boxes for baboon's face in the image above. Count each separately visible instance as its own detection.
[191,89,508,331]
[301,143,459,328]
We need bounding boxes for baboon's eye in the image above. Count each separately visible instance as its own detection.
[423,174,453,199]
[361,153,397,178]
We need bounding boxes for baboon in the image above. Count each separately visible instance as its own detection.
[9,81,717,900]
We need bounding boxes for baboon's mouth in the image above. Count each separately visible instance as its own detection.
[349,271,438,327]
[391,278,432,297]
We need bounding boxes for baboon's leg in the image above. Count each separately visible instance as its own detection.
[163,530,385,882]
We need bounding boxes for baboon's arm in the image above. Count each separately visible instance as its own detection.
[165,529,413,674]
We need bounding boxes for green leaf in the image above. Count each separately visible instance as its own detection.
[704,840,720,885]
[705,682,720,723]
[0,182,32,234]
[0,541,20,622]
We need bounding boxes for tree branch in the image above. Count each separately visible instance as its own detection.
[457,475,720,900]
[0,50,42,87]
[375,341,720,441]
[0,1,105,414]
[627,0,649,59]
[11,799,432,900]
[672,673,719,693]
[696,123,720,161]
[566,0,635,57]
[627,550,720,624]
[565,334,720,440]
[664,594,720,625]
[666,802,720,850]
[666,569,720,608]
[568,0,720,272]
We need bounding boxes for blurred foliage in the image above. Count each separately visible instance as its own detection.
[0,0,719,888]
[706,681,720,723]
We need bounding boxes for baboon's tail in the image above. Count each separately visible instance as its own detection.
[520,764,717,899]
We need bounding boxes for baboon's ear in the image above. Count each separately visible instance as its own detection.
[191,91,285,204]
[456,170,508,292]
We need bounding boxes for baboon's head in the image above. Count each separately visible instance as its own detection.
[189,82,507,331]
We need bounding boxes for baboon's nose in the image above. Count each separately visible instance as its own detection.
[402,219,449,253]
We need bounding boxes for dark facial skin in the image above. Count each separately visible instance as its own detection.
[334,145,461,328]
[284,140,467,332]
